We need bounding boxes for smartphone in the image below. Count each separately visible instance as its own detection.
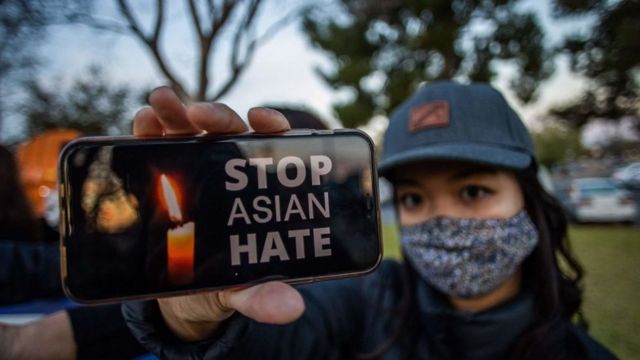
[58,129,382,303]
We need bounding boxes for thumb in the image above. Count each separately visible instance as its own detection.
[221,281,305,324]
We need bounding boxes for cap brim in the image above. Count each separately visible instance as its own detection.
[378,142,532,177]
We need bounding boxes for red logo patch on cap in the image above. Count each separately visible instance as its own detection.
[409,101,449,132]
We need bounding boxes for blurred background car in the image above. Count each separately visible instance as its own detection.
[613,161,640,188]
[567,177,637,223]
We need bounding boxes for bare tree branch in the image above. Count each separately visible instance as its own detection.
[208,0,261,100]
[206,0,216,21]
[188,0,211,99]
[257,4,314,45]
[116,0,147,41]
[116,0,189,100]
[78,0,309,102]
[187,0,204,39]
[152,0,164,42]
[209,0,237,44]
[217,0,236,23]
[209,2,313,100]
[70,16,131,34]
[193,0,239,100]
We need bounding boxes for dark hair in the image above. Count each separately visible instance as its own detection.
[510,165,586,359]
[0,145,41,242]
[362,164,586,359]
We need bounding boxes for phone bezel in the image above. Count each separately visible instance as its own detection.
[58,129,383,304]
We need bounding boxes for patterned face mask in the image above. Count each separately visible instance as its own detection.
[401,210,539,299]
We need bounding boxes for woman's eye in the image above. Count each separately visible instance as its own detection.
[460,185,492,201]
[399,193,422,208]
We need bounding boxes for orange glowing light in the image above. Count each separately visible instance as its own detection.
[160,174,183,222]
[38,185,50,198]
[167,222,195,284]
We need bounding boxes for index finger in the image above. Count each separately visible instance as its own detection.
[148,87,199,135]
[186,102,248,134]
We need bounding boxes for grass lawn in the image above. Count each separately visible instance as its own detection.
[570,225,640,359]
[381,223,640,359]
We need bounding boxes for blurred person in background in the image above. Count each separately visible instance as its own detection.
[0,144,62,304]
[0,145,42,244]
[16,129,81,243]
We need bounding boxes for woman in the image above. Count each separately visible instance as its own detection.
[0,145,63,303]
[122,83,615,359]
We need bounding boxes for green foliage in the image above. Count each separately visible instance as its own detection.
[22,65,142,136]
[552,0,640,128]
[302,0,555,127]
[531,123,585,167]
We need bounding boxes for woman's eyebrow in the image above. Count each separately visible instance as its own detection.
[392,178,421,186]
[448,167,498,181]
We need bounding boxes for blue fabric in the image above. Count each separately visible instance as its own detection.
[0,298,76,314]
[379,81,535,174]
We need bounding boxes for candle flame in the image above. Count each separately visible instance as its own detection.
[160,174,182,222]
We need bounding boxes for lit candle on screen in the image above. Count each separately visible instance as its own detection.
[160,174,195,285]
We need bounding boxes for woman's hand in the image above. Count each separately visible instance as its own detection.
[133,87,305,342]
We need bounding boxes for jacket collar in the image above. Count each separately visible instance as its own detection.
[416,280,535,359]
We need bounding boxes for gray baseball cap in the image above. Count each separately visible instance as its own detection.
[378,81,536,176]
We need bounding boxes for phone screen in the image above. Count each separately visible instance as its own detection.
[60,131,381,302]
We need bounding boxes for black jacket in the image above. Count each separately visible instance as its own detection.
[0,240,62,304]
[122,260,616,359]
